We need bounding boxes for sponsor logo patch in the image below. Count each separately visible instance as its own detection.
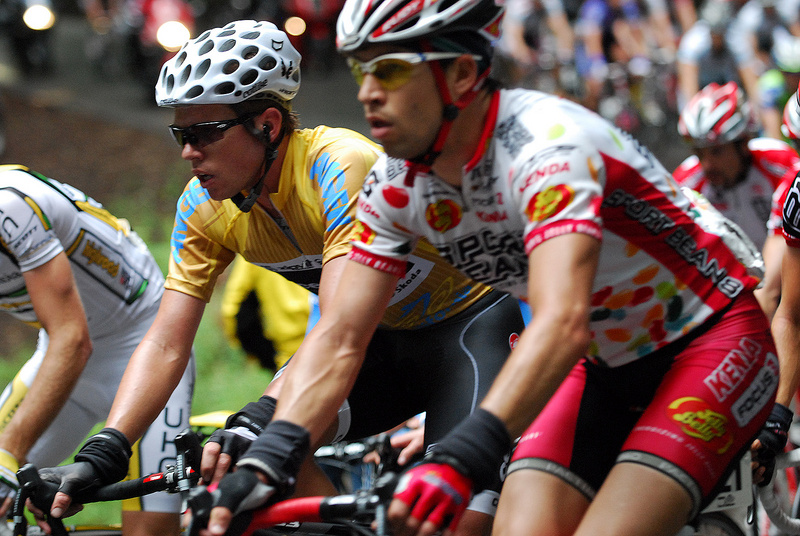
[525,184,573,222]
[667,397,733,454]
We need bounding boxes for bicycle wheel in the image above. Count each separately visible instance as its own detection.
[692,512,747,536]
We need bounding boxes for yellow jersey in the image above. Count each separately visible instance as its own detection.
[166,126,491,329]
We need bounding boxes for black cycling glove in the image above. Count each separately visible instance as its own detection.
[427,408,512,492]
[236,419,310,498]
[755,403,794,486]
[206,396,277,465]
[39,428,131,501]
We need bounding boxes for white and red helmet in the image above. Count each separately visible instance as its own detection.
[336,0,504,57]
[782,88,800,141]
[678,82,759,147]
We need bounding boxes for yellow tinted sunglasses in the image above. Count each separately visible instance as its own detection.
[347,52,477,90]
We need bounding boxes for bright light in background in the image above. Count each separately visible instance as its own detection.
[23,5,55,30]
[284,16,306,37]
[157,21,191,51]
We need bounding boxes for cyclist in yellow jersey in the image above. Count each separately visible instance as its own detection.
[31,20,524,536]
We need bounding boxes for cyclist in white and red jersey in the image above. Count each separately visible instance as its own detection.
[673,81,800,319]
[0,165,194,536]
[197,3,782,536]
[32,20,524,536]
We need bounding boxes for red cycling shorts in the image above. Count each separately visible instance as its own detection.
[508,293,777,518]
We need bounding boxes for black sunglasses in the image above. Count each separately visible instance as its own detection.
[168,114,257,148]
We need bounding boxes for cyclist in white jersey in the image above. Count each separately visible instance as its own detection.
[193,2,785,536]
[673,81,800,319]
[0,165,194,536]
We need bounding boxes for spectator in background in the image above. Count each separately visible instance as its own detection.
[220,256,319,372]
[673,82,800,319]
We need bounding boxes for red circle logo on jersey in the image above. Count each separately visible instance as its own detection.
[525,184,574,222]
[667,397,733,454]
[509,333,520,350]
[382,185,410,208]
[425,199,462,233]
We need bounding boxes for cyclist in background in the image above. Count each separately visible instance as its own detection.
[193,1,781,535]
[0,165,194,536]
[220,256,319,372]
[491,0,579,95]
[673,82,800,319]
[676,0,760,111]
[759,36,800,140]
[31,20,523,536]
[573,0,652,112]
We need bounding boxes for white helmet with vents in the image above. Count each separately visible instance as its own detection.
[155,20,301,107]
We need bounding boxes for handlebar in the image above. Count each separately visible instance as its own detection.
[185,471,399,536]
[757,448,800,535]
[12,428,202,536]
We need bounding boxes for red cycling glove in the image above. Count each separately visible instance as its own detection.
[393,462,473,532]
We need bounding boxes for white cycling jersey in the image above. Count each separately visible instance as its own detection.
[350,89,762,368]
[0,165,192,515]
[0,165,163,335]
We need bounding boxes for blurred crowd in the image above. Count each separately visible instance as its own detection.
[491,0,800,140]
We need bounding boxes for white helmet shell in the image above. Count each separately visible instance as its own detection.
[336,0,503,54]
[155,20,301,107]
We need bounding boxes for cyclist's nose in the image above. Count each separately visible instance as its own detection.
[181,142,202,160]
[357,74,386,105]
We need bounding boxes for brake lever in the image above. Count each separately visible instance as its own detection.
[185,485,213,536]
[15,464,68,536]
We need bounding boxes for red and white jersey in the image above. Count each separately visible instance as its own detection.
[350,89,762,368]
[672,138,800,250]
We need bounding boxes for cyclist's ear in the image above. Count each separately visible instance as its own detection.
[450,55,479,97]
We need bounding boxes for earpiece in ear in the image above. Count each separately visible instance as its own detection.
[262,124,271,141]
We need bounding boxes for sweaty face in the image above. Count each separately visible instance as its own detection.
[351,47,445,161]
[693,143,747,189]
[172,104,265,201]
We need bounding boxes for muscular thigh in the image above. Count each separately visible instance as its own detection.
[123,354,195,514]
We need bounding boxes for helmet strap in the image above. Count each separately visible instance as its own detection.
[232,128,283,213]
[404,42,490,187]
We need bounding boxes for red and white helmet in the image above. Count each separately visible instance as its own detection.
[782,89,800,141]
[678,82,759,147]
[336,0,504,55]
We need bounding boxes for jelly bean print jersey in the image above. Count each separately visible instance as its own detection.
[0,165,163,336]
[167,126,494,329]
[350,89,763,367]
